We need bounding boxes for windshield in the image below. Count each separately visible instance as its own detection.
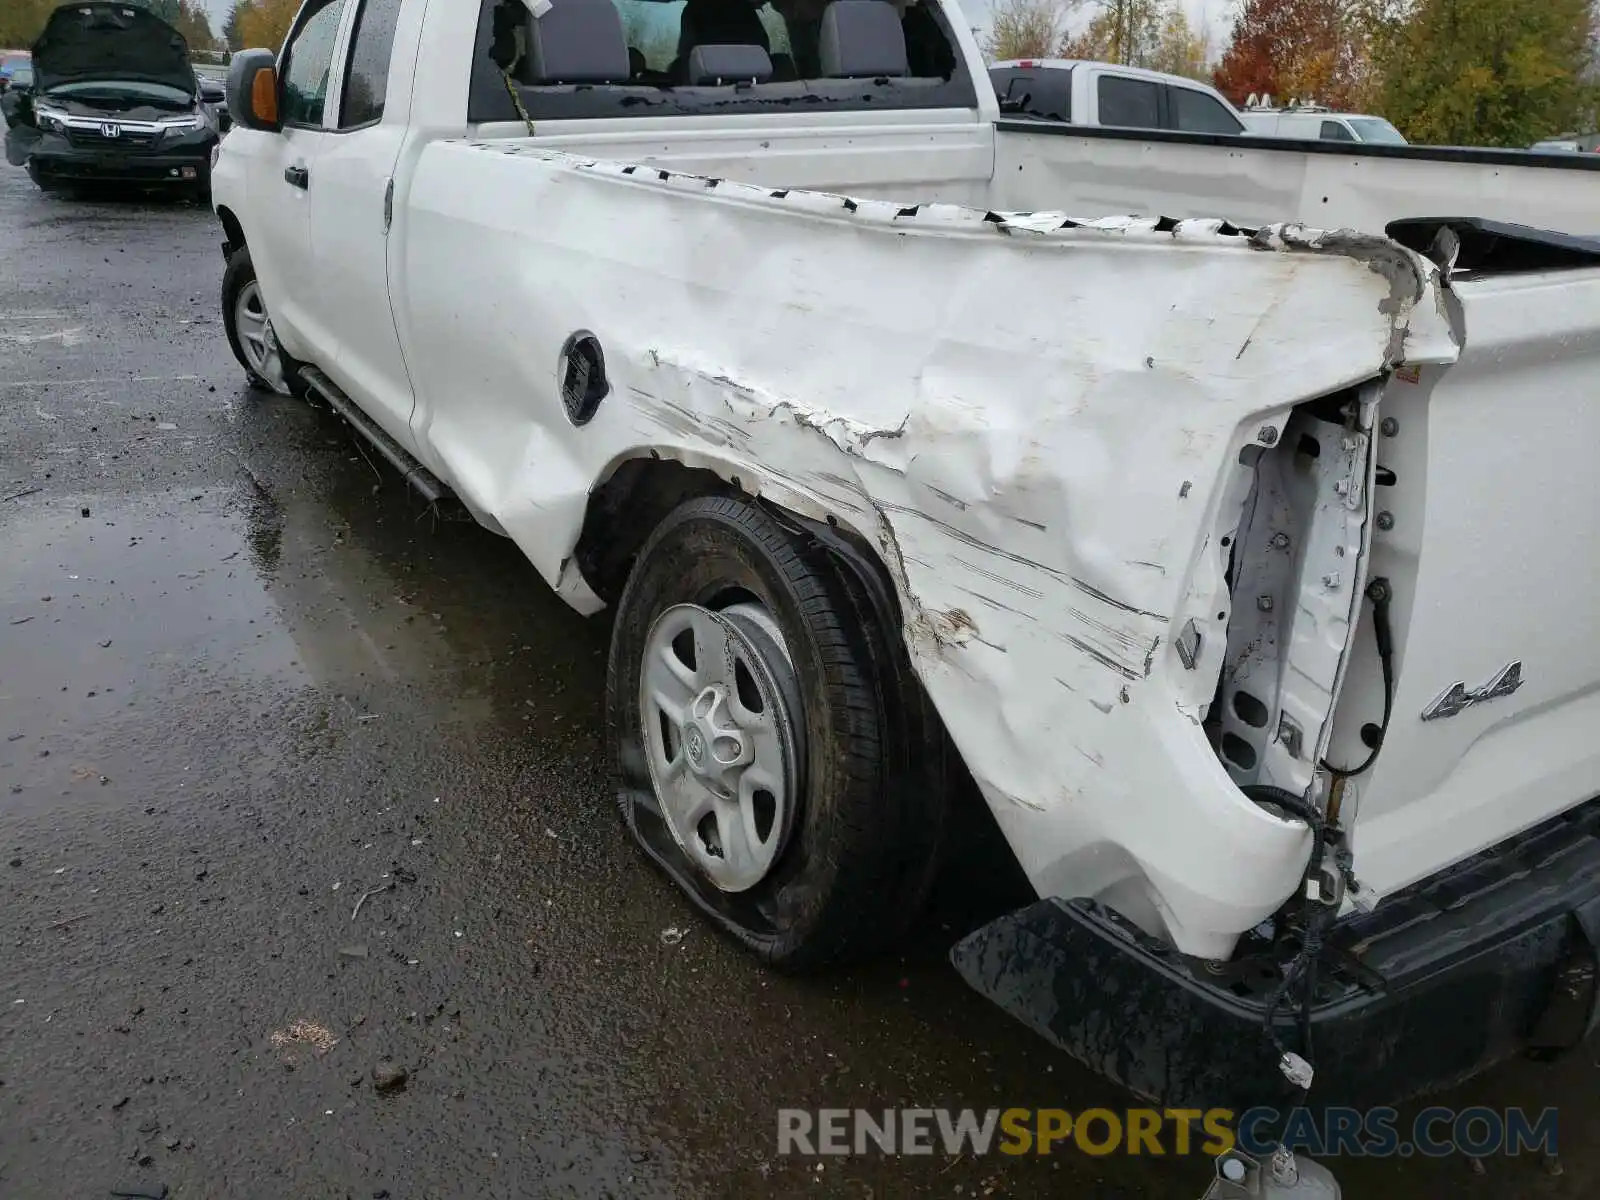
[1347,117,1407,145]
[43,79,192,104]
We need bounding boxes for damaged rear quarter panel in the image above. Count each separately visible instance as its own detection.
[397,143,1457,956]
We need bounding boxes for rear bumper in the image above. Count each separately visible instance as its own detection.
[951,796,1600,1112]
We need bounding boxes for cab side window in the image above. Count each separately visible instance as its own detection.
[1320,119,1355,141]
[280,0,350,129]
[1170,86,1242,134]
[340,0,405,128]
[1097,74,1159,129]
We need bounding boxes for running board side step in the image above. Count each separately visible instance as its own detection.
[298,365,453,507]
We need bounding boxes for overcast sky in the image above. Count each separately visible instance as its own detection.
[200,0,230,37]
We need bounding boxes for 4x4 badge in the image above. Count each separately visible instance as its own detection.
[1422,661,1525,721]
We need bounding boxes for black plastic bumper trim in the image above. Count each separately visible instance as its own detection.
[951,795,1600,1112]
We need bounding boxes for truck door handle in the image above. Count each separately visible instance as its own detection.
[284,164,309,189]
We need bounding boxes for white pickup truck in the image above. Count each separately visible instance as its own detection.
[213,0,1600,1161]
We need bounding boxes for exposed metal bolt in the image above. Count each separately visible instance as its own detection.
[1278,716,1304,760]
[1334,480,1350,496]
[1323,572,1341,590]
[1257,595,1274,612]
[1376,511,1395,531]
[1270,1141,1304,1185]
[1380,417,1400,437]
[1271,532,1290,549]
[1258,425,1280,446]
[1341,435,1358,452]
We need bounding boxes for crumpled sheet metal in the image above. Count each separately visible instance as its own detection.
[399,143,1459,957]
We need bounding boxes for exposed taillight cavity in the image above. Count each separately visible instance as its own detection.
[1203,384,1382,801]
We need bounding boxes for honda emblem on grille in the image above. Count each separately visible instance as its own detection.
[1421,661,1525,721]
[100,122,121,138]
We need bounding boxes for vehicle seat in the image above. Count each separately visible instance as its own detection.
[687,44,774,85]
[901,0,953,76]
[675,0,771,71]
[819,0,908,78]
[527,0,632,84]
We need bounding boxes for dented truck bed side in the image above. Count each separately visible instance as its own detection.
[393,144,1460,959]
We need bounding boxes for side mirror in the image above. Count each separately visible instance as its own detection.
[226,48,280,132]
[200,78,225,104]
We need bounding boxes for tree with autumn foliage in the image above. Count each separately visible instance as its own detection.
[1213,0,1371,109]
[1060,0,1210,78]
[224,0,251,51]
[1151,3,1211,77]
[236,0,301,52]
[985,0,1070,60]
[0,0,55,49]
[1373,0,1598,146]
[152,0,218,52]
[1,0,213,52]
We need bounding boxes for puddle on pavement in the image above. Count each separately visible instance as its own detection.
[0,469,600,818]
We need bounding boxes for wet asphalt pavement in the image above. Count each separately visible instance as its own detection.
[0,163,1595,1200]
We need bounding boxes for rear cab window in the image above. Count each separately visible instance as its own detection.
[989,64,1070,121]
[468,0,976,123]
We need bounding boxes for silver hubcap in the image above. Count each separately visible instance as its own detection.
[640,601,803,893]
[234,279,287,392]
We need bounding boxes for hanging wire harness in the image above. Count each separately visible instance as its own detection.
[1251,576,1396,1096]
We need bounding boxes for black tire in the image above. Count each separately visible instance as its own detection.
[606,494,948,970]
[221,244,307,396]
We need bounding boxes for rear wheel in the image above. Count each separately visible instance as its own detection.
[606,494,948,970]
[222,245,306,396]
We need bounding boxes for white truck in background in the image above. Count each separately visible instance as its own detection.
[988,57,1247,134]
[212,0,1600,1191]
[986,59,1598,235]
[1238,97,1409,145]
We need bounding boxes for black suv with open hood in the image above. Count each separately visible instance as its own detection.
[4,3,220,197]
